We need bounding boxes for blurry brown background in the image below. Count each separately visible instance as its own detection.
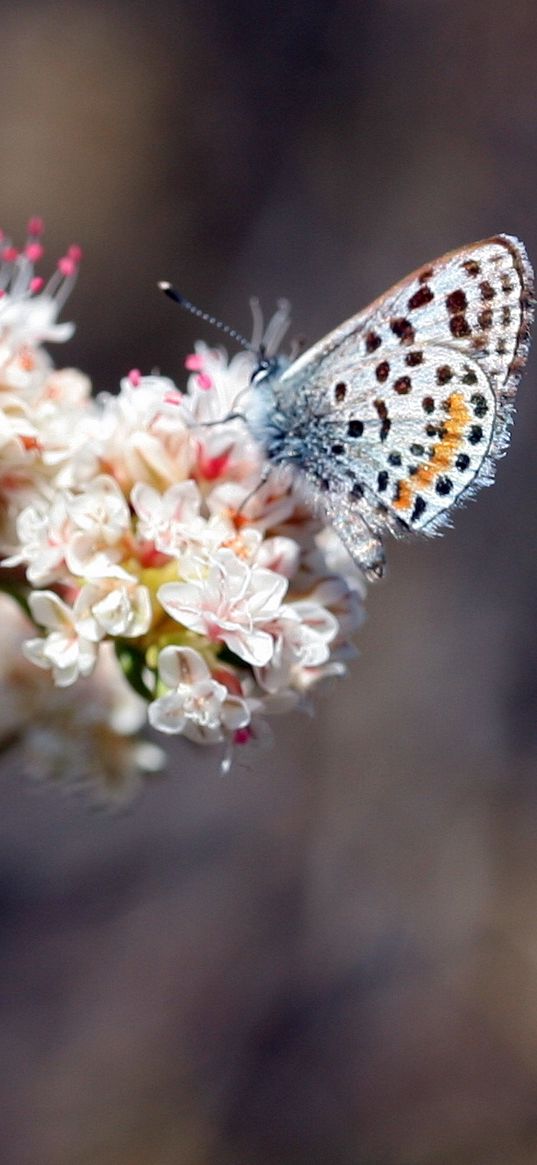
[2,2,537,1163]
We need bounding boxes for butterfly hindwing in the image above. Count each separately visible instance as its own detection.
[274,235,533,568]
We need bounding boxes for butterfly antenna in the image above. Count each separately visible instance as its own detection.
[158,282,253,351]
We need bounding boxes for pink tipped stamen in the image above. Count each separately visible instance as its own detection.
[30,276,44,294]
[2,247,18,264]
[185,353,204,371]
[57,255,76,278]
[67,244,83,263]
[46,244,81,307]
[234,727,252,745]
[196,372,213,390]
[128,369,142,387]
[27,217,44,237]
[25,242,44,263]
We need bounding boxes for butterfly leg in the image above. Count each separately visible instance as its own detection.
[190,411,248,430]
[236,463,274,515]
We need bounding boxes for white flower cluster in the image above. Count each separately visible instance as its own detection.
[0,221,366,795]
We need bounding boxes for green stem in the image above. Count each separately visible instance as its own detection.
[115,642,154,701]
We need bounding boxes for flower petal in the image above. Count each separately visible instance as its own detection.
[158,645,210,690]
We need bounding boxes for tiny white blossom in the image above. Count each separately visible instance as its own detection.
[5,494,72,584]
[23,590,98,686]
[254,600,338,693]
[95,375,193,491]
[158,547,288,667]
[185,344,254,420]
[67,474,130,540]
[74,577,152,641]
[0,292,74,350]
[148,645,249,742]
[131,478,237,562]
[0,226,80,369]
[132,479,201,538]
[63,474,131,576]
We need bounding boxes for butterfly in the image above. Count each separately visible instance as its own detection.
[239,235,534,579]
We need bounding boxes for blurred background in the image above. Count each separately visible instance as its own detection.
[2,2,537,1162]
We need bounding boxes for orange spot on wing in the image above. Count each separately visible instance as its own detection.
[396,391,472,512]
[393,480,413,511]
[445,390,471,430]
[415,463,436,487]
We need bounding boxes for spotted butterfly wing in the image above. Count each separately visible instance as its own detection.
[275,235,533,578]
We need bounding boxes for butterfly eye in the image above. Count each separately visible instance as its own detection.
[250,357,273,384]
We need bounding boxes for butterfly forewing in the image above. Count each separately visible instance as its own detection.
[277,235,533,572]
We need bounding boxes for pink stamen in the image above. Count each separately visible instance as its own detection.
[196,372,213,390]
[27,217,44,237]
[185,354,204,371]
[234,727,251,745]
[57,255,76,277]
[0,290,5,299]
[25,242,44,263]
[2,247,18,263]
[30,276,44,293]
[67,244,83,263]
[128,369,142,387]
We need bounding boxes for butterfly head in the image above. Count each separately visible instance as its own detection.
[250,349,285,386]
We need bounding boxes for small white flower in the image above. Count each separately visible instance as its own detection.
[95,376,193,491]
[0,293,74,350]
[254,600,338,693]
[132,479,201,536]
[148,645,249,742]
[185,344,254,421]
[131,478,238,563]
[74,577,152,641]
[23,590,98,686]
[5,494,72,584]
[67,474,130,538]
[0,595,163,801]
[158,547,288,667]
[131,478,201,548]
[63,474,131,576]
[0,226,80,373]
[37,366,92,409]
